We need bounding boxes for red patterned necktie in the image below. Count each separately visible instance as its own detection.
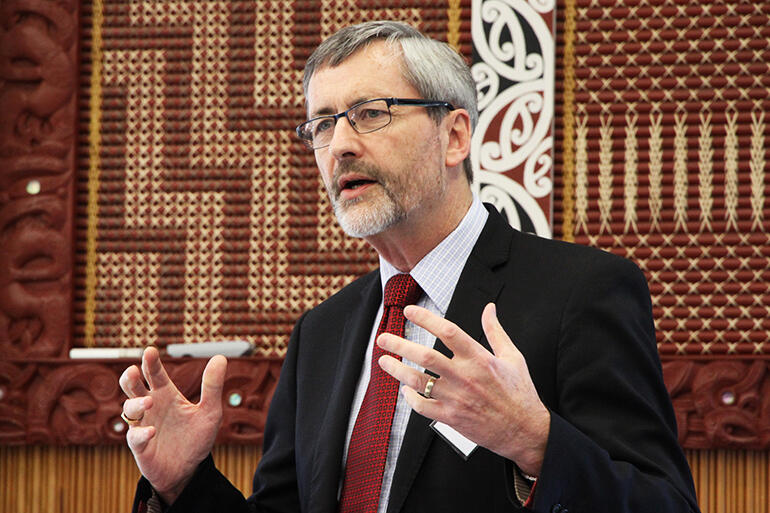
[339,273,423,513]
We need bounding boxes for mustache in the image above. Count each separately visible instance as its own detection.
[330,161,387,197]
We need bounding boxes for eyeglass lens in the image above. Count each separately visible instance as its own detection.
[304,99,392,149]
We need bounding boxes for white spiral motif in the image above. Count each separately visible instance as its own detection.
[474,172,552,237]
[471,0,554,238]
[473,0,546,82]
[523,138,553,199]
[527,0,556,14]
[472,62,499,111]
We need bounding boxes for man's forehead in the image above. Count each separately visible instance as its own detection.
[305,41,408,114]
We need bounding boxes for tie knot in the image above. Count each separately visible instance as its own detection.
[383,274,422,308]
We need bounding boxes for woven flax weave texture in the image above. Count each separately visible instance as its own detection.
[558,0,770,357]
[76,1,469,354]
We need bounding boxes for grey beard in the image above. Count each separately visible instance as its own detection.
[333,194,404,238]
[326,161,406,238]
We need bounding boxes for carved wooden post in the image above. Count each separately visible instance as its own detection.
[0,0,77,357]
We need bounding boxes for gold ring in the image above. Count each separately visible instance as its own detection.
[121,411,143,426]
[423,376,437,399]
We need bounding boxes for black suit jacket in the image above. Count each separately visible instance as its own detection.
[135,206,699,513]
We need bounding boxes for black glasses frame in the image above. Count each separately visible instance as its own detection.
[296,97,456,150]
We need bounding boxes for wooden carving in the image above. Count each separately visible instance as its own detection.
[663,359,770,450]
[0,0,76,358]
[0,358,282,445]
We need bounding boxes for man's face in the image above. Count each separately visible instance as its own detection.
[305,41,448,238]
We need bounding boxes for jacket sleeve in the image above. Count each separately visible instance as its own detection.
[529,256,699,513]
[132,455,251,513]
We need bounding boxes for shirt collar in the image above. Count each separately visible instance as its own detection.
[379,195,488,315]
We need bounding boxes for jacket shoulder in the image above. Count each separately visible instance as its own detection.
[510,229,643,278]
[479,204,641,279]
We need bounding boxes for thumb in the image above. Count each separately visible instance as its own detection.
[481,303,518,359]
[199,354,227,411]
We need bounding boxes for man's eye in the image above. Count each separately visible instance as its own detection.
[314,119,334,135]
[359,108,387,119]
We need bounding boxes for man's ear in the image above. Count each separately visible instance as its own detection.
[444,109,472,170]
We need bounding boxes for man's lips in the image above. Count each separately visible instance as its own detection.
[336,174,378,197]
[338,173,377,189]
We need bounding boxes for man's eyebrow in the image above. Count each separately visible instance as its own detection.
[309,106,335,118]
[309,96,379,119]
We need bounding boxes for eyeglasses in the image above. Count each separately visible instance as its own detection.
[296,97,456,150]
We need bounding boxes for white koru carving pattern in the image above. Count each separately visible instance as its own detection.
[471,0,554,238]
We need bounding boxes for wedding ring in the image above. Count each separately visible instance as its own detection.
[423,376,437,399]
[121,411,143,426]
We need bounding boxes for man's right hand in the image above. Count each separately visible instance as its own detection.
[119,347,227,505]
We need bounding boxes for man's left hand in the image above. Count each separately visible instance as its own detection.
[377,302,550,476]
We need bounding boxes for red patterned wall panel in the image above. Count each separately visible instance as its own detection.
[555,0,770,449]
[74,0,470,355]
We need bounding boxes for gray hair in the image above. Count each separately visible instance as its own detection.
[302,21,478,183]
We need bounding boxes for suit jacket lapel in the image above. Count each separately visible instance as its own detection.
[309,272,382,513]
[386,206,513,513]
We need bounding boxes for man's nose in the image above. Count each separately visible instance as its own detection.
[327,115,362,159]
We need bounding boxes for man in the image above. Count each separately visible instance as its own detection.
[121,21,700,513]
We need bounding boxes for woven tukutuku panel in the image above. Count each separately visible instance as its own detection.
[556,0,770,358]
[75,0,770,356]
[74,1,471,355]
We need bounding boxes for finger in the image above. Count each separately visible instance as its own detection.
[126,425,156,453]
[120,365,150,398]
[377,332,452,375]
[122,396,152,422]
[400,385,444,421]
[403,305,483,359]
[480,303,519,359]
[378,354,438,396]
[199,354,227,411]
[141,347,173,391]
